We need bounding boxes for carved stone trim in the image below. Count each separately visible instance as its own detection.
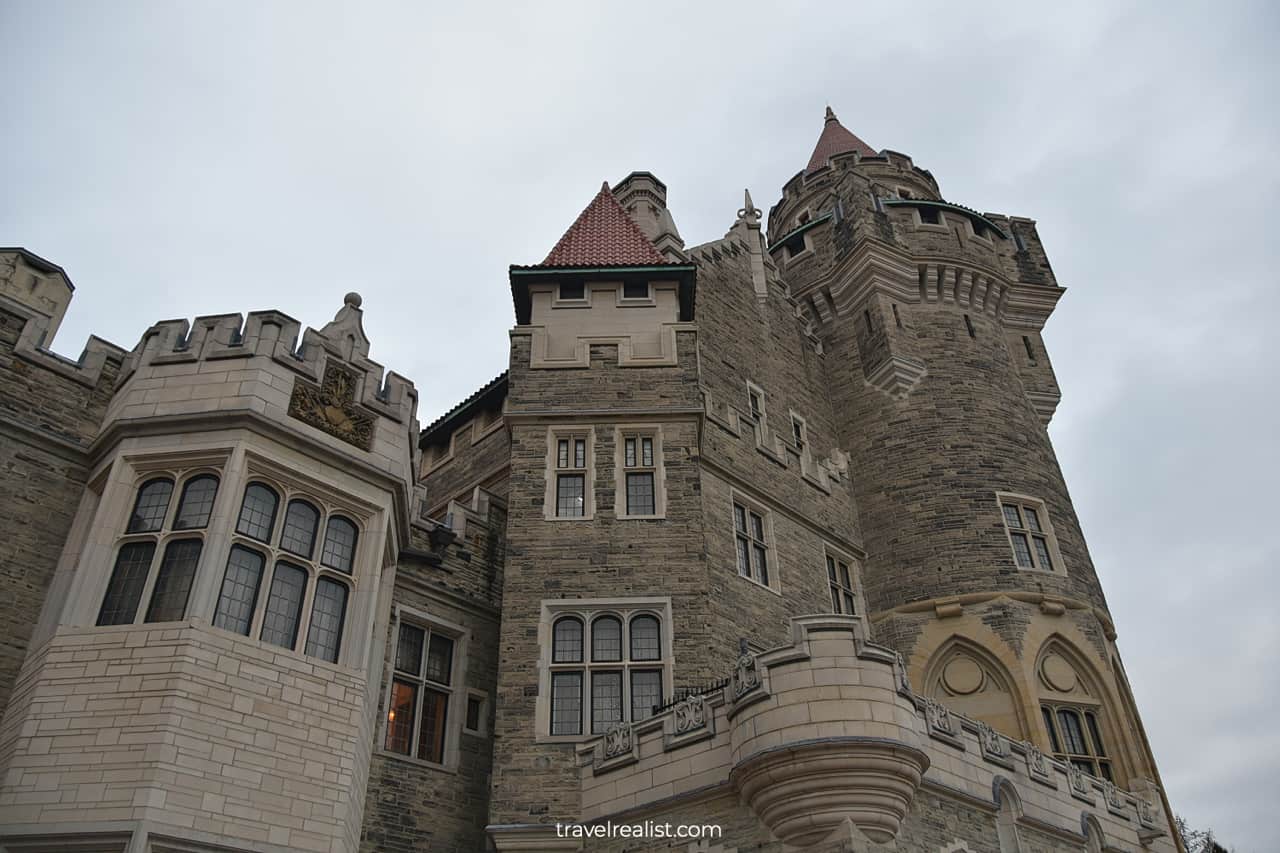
[1066,762,1095,803]
[673,695,708,735]
[603,721,633,758]
[1022,742,1056,787]
[288,359,375,450]
[1102,780,1128,817]
[977,722,1014,768]
[924,699,963,748]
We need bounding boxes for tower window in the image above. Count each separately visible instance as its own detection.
[918,206,941,225]
[544,604,669,738]
[1013,231,1028,252]
[790,413,807,450]
[746,382,766,427]
[826,552,859,615]
[896,188,913,199]
[998,495,1061,573]
[546,428,594,520]
[1023,335,1037,362]
[617,429,664,518]
[864,309,874,333]
[733,497,774,590]
[964,314,975,338]
[621,282,650,300]
[892,303,902,328]
[1042,703,1113,782]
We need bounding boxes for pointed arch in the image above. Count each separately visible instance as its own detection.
[1081,813,1106,853]
[922,635,1029,741]
[1033,634,1132,785]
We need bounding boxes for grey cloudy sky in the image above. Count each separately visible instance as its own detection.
[3,0,1277,847]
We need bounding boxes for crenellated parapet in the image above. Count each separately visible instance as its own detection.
[100,293,418,485]
[555,615,1173,853]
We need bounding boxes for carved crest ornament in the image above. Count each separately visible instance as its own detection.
[673,694,708,734]
[289,360,375,450]
[603,721,633,758]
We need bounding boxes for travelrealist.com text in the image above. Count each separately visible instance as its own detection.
[555,821,723,840]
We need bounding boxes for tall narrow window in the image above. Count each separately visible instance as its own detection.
[546,607,667,737]
[99,472,221,627]
[553,434,589,518]
[964,314,975,338]
[999,496,1059,573]
[213,546,264,635]
[733,500,772,588]
[746,383,765,424]
[621,433,657,516]
[144,539,203,623]
[384,620,457,764]
[1022,335,1037,363]
[260,562,306,649]
[826,554,857,615]
[790,414,807,450]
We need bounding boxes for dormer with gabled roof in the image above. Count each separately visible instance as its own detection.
[508,179,696,368]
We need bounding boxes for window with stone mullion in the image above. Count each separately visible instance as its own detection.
[98,471,221,628]
[622,434,656,516]
[1042,702,1113,782]
[555,435,589,518]
[549,611,665,737]
[1001,499,1055,571]
[384,620,455,763]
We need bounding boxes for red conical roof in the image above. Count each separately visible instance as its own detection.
[540,182,672,267]
[806,106,876,173]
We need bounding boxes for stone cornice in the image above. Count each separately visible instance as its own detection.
[869,590,1117,640]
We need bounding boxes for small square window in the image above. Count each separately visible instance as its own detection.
[559,282,585,300]
[918,206,941,225]
[622,282,649,300]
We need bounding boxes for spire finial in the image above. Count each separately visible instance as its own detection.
[601,180,611,193]
[737,188,762,226]
[825,105,837,123]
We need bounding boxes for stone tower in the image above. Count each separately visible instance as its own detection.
[770,106,1173,819]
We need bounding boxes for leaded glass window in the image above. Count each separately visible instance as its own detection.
[547,607,667,738]
[173,475,219,529]
[127,479,173,533]
[1042,702,1114,782]
[213,545,264,635]
[143,538,203,622]
[999,497,1059,572]
[384,619,458,763]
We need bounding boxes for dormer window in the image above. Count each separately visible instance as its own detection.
[558,282,585,301]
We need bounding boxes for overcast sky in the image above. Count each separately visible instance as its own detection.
[3,1,1276,848]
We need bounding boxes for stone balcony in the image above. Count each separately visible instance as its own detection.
[548,614,1173,853]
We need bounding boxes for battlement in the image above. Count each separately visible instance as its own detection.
[553,614,1171,853]
[115,293,415,424]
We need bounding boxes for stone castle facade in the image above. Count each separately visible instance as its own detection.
[0,109,1181,852]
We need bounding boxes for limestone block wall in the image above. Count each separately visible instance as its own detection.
[0,623,367,852]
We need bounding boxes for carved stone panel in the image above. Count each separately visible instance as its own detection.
[288,360,375,450]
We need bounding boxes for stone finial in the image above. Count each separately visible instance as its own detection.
[344,291,362,309]
[736,189,762,227]
[601,180,611,193]
[825,105,837,122]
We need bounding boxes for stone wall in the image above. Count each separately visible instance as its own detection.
[0,301,122,719]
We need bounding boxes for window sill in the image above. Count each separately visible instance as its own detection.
[543,513,595,522]
[376,748,458,774]
[616,513,665,521]
[536,733,599,746]
[732,570,782,597]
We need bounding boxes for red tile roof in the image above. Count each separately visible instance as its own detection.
[540,182,672,267]
[806,107,876,173]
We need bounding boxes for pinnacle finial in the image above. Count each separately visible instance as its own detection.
[601,180,611,193]
[737,188,762,226]
[825,105,837,122]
